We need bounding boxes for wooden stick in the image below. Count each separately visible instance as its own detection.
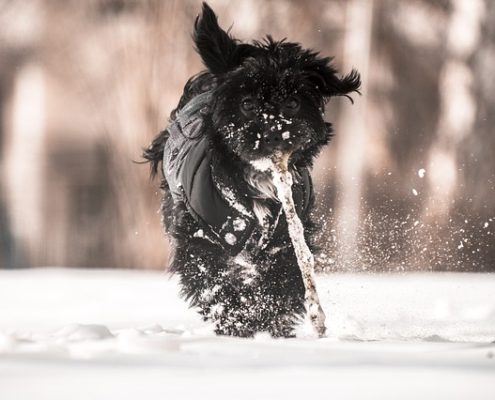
[269,153,327,337]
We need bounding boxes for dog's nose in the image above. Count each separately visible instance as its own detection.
[263,132,281,144]
[262,131,289,151]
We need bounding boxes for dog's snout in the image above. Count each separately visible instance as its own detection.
[262,130,293,152]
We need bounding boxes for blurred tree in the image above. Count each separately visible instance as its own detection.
[0,0,493,270]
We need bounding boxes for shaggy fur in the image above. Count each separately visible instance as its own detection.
[144,3,360,337]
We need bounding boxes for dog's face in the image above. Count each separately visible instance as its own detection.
[194,3,360,165]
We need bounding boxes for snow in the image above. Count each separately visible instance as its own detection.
[224,232,237,245]
[0,268,494,400]
[233,217,247,231]
[193,229,204,237]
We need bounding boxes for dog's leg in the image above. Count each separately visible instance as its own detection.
[171,245,260,337]
[258,249,307,337]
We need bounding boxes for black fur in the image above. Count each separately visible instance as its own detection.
[144,2,360,337]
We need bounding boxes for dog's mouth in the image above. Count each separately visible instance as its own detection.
[219,117,315,164]
[243,127,305,162]
[250,149,291,173]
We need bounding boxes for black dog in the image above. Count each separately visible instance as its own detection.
[144,3,360,337]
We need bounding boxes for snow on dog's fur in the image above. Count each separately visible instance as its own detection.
[143,2,360,337]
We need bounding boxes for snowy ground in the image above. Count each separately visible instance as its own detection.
[0,268,494,399]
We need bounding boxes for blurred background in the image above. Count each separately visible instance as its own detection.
[0,0,493,271]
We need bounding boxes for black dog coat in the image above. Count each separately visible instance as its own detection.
[163,89,314,256]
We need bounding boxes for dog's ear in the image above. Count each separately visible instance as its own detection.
[303,56,361,102]
[194,3,250,74]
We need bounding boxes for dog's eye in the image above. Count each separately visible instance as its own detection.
[241,98,256,112]
[285,97,300,110]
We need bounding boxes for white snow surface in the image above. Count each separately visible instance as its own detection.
[0,268,494,399]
